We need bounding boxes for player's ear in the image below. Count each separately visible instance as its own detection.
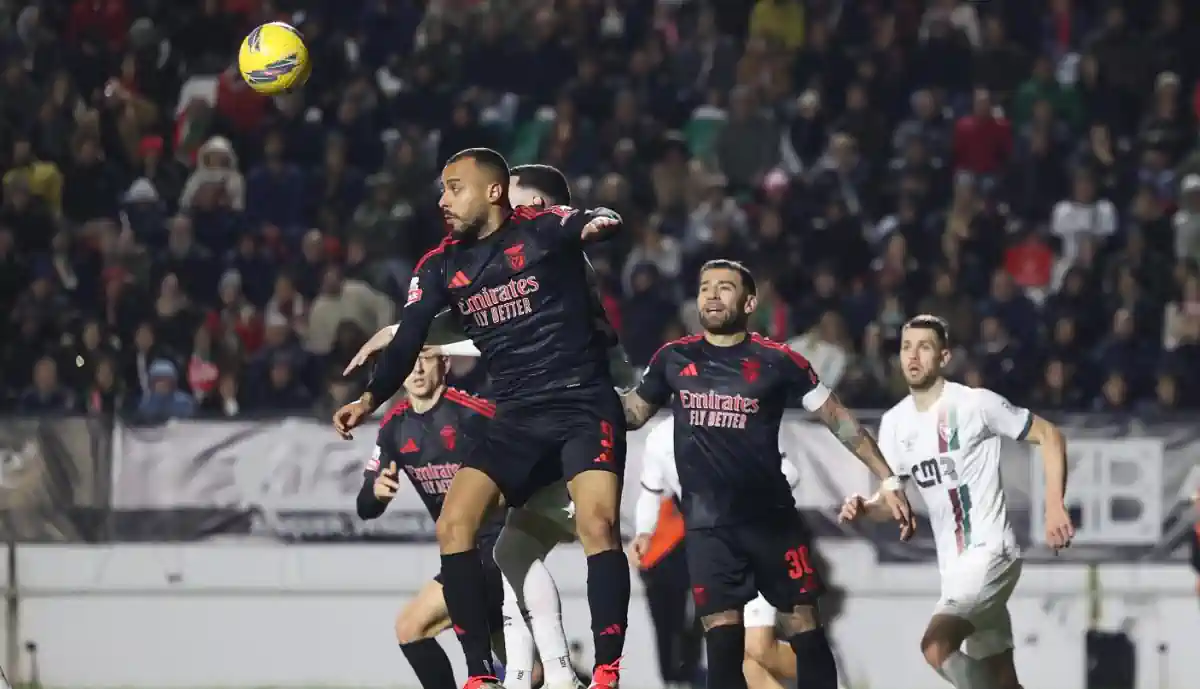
[939,345,953,367]
[487,181,504,204]
[743,293,758,315]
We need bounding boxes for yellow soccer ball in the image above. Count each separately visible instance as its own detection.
[238,22,311,95]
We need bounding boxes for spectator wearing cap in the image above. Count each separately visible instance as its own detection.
[122,178,167,241]
[136,358,196,422]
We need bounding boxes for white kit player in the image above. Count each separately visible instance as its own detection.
[630,416,802,689]
[838,315,1074,689]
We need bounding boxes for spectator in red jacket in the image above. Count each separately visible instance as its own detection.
[954,87,1013,177]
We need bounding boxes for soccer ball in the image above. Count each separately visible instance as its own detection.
[237,22,311,95]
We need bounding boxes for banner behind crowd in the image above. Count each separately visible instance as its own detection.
[92,413,1198,563]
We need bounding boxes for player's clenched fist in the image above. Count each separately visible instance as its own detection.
[374,461,401,500]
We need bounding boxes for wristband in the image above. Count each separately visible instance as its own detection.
[881,476,902,492]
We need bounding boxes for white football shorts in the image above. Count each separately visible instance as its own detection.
[934,547,1023,659]
[515,480,576,535]
[743,592,777,628]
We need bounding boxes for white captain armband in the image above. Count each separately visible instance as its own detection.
[437,340,481,357]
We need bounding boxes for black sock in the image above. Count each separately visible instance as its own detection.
[401,639,457,689]
[441,550,496,677]
[586,549,631,668]
[788,627,838,689]
[704,624,749,689]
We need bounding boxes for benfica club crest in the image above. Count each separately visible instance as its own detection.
[742,358,761,382]
[504,244,526,271]
[440,425,457,450]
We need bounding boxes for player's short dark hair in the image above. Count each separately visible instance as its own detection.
[445,147,510,183]
[903,314,951,347]
[700,259,757,296]
[510,164,571,206]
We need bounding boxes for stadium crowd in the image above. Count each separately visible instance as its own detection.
[2,0,1200,421]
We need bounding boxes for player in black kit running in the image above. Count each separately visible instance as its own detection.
[358,347,516,689]
[620,260,917,689]
[333,148,628,689]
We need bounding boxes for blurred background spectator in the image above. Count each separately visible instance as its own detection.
[2,0,1200,419]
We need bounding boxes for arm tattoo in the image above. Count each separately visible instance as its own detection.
[817,395,894,479]
[621,392,659,430]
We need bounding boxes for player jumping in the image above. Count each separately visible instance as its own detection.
[838,315,1074,689]
[334,149,629,689]
[630,415,804,689]
[357,347,518,689]
[342,164,626,689]
[620,259,916,689]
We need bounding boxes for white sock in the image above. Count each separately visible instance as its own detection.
[524,558,576,687]
[939,651,993,689]
[494,525,576,688]
[500,576,536,689]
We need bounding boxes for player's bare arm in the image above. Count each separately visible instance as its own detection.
[1023,414,1074,549]
[343,325,398,375]
[814,392,896,480]
[814,393,916,538]
[333,247,449,438]
[620,390,660,430]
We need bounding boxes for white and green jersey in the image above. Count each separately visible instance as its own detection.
[878,382,1030,572]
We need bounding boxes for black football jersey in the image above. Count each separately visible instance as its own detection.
[359,387,504,542]
[366,206,615,403]
[637,333,829,529]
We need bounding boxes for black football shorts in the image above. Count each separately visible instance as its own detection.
[685,511,825,619]
[466,384,627,507]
